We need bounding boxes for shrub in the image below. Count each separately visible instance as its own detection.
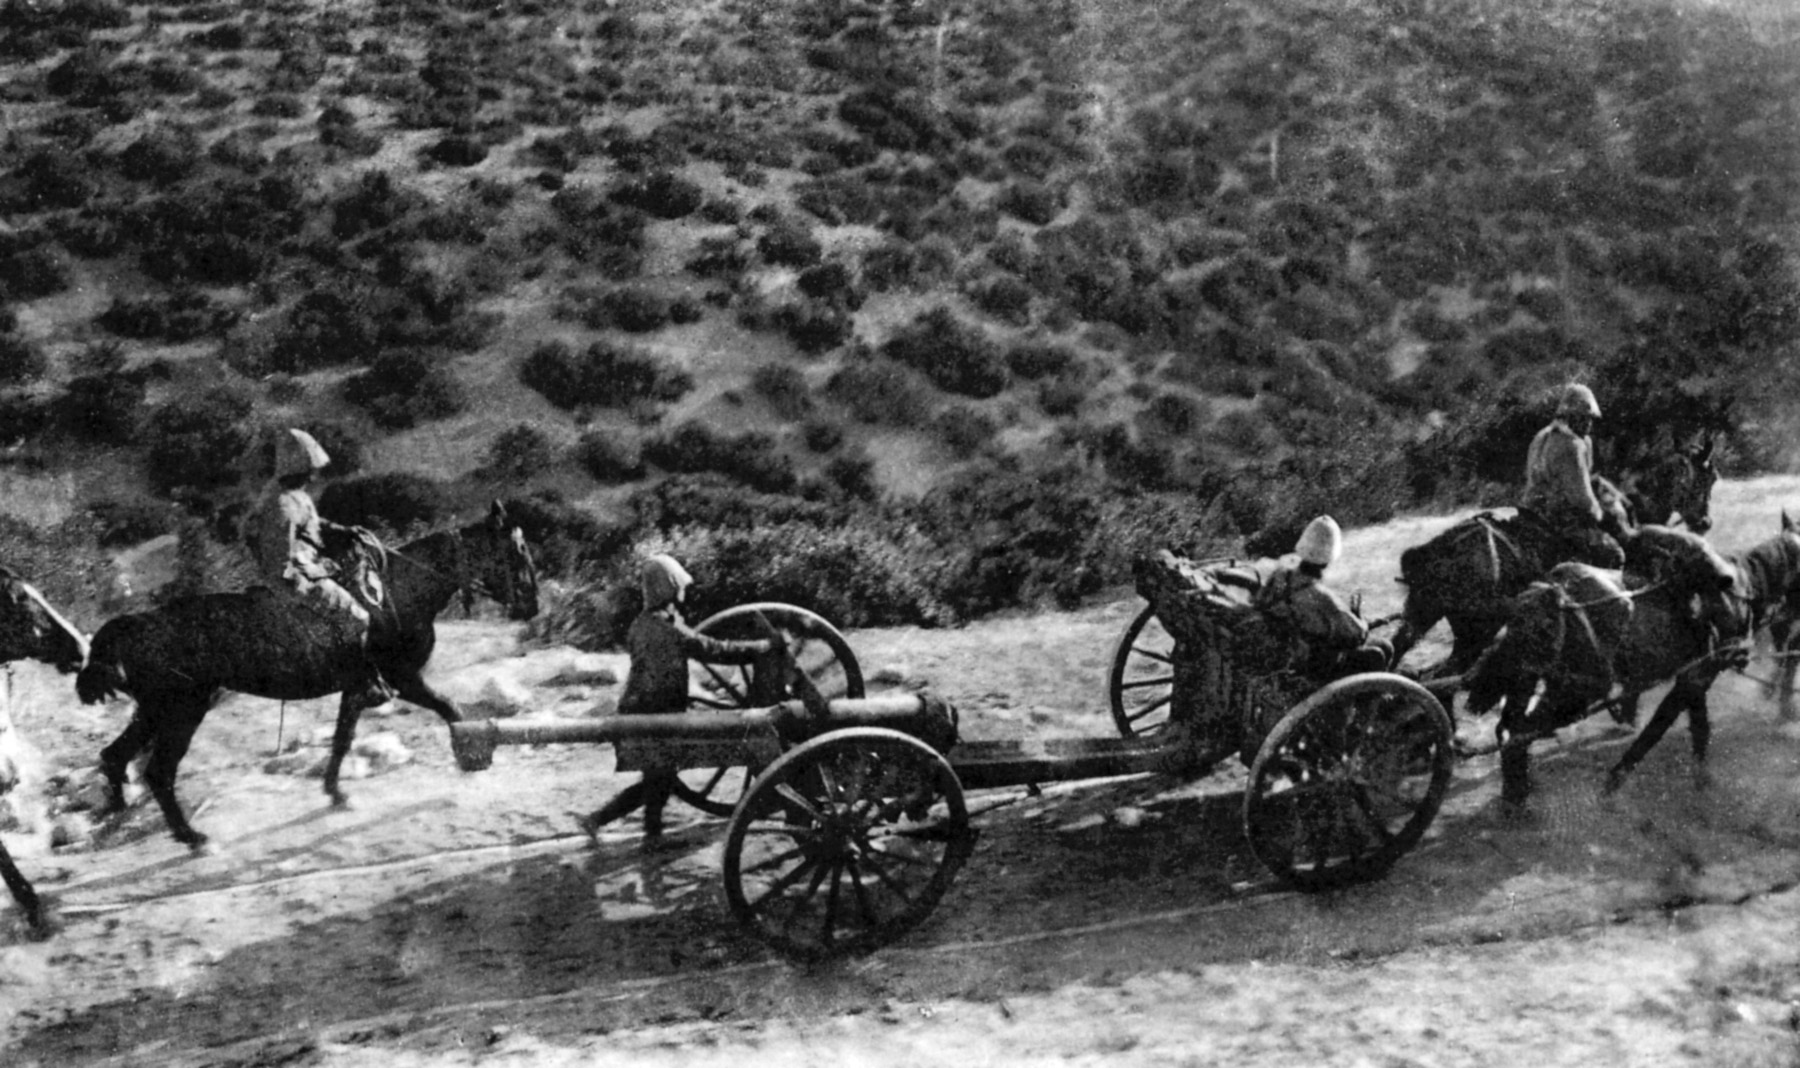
[971,273,1033,325]
[16,147,96,210]
[142,384,257,495]
[643,421,796,494]
[84,497,179,547]
[641,520,954,628]
[933,404,999,457]
[0,242,71,300]
[999,180,1062,225]
[1007,341,1077,379]
[574,429,646,483]
[602,287,671,332]
[118,125,202,184]
[317,472,452,534]
[53,372,142,443]
[486,423,556,478]
[609,169,703,219]
[881,306,1009,398]
[824,360,934,426]
[269,288,381,372]
[776,301,854,354]
[98,289,238,341]
[757,219,823,268]
[342,350,468,428]
[0,331,47,384]
[802,417,844,453]
[822,452,878,500]
[750,361,814,419]
[519,338,694,411]
[425,136,487,167]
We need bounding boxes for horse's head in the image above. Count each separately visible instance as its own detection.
[0,567,88,674]
[466,501,540,622]
[1624,525,1736,596]
[1624,434,1717,534]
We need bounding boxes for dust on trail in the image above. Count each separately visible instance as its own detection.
[6,478,1800,1067]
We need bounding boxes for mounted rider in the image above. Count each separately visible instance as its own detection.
[246,428,395,707]
[1253,516,1393,679]
[1521,383,1625,570]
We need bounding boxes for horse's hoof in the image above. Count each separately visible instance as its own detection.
[329,792,350,809]
[178,833,211,853]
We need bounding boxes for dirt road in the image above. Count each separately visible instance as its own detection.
[6,480,1800,1067]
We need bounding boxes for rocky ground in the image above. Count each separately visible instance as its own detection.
[5,479,1800,1067]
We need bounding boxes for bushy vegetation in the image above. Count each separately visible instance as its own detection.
[519,339,694,411]
[2,0,1797,633]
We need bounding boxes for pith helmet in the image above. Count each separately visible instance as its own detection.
[1557,383,1601,419]
[640,553,693,609]
[1295,515,1343,568]
[275,428,330,478]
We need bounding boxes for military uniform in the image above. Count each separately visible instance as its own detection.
[1254,516,1391,678]
[582,555,781,848]
[1521,385,1624,569]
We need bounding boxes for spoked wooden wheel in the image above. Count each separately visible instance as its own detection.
[723,727,975,960]
[674,603,867,817]
[1244,673,1454,891]
[1108,602,1174,738]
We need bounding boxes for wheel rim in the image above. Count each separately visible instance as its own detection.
[674,604,866,818]
[724,729,972,960]
[1108,603,1174,738]
[1245,677,1453,891]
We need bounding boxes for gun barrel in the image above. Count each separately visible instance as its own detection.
[449,693,955,772]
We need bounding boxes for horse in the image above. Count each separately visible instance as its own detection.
[1461,525,1742,809]
[75,501,538,848]
[0,565,89,931]
[1389,436,1718,677]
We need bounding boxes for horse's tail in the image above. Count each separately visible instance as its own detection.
[75,627,128,705]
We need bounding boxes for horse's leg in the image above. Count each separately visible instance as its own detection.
[1688,688,1713,790]
[0,840,43,929]
[98,708,156,814]
[141,699,210,849]
[1496,681,1545,809]
[322,691,373,807]
[1778,623,1799,722]
[388,668,463,726]
[1604,683,1697,795]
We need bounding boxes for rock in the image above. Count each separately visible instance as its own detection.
[1112,806,1146,829]
[351,731,413,774]
[50,814,93,850]
[470,676,536,719]
[548,654,621,687]
[581,693,620,718]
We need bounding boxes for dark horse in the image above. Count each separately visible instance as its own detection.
[76,502,538,848]
[0,565,89,930]
[1389,436,1718,677]
[1461,525,1742,808]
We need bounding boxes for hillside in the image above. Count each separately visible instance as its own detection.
[1,0,1797,622]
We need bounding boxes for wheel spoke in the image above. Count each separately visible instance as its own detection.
[745,850,824,909]
[1121,673,1174,692]
[1125,693,1172,723]
[820,858,845,949]
[1130,646,1173,665]
[698,662,749,707]
[771,783,825,823]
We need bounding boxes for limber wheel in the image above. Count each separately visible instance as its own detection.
[1108,602,1174,738]
[723,727,975,961]
[1244,673,1454,892]
[673,603,867,818]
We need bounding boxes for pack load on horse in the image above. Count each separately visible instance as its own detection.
[1460,525,1745,809]
[0,565,88,931]
[75,431,540,849]
[1389,384,1718,677]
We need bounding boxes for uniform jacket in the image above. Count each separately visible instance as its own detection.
[248,481,334,586]
[1253,565,1369,661]
[616,607,773,717]
[1523,419,1603,523]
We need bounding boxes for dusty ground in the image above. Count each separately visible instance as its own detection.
[6,480,1800,1067]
